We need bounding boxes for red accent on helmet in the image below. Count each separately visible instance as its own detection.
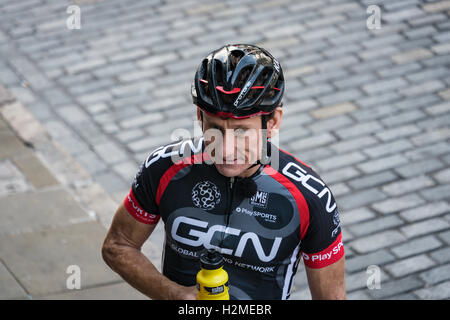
[215,86,241,94]
[200,79,280,93]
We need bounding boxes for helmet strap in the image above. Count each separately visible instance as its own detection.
[260,115,271,165]
[244,115,271,171]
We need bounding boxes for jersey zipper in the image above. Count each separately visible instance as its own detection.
[220,176,235,247]
[226,176,235,227]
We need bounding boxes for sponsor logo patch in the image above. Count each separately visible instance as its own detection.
[249,190,269,208]
[192,180,221,210]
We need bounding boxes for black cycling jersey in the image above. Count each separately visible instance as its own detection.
[124,136,344,300]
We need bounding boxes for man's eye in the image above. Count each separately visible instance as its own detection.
[210,126,224,133]
[234,128,246,136]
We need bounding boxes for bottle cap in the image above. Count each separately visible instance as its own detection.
[200,249,224,270]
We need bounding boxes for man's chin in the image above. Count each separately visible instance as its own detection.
[214,163,248,177]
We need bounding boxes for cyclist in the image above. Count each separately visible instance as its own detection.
[102,44,346,300]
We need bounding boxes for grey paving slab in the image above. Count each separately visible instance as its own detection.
[345,268,390,292]
[0,188,91,236]
[0,260,29,299]
[12,153,59,189]
[37,281,148,300]
[346,250,396,273]
[349,230,407,254]
[369,276,424,300]
[0,130,32,160]
[414,281,450,299]
[0,158,31,196]
[0,116,8,131]
[0,221,121,297]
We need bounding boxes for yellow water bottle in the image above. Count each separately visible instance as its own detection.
[196,249,229,300]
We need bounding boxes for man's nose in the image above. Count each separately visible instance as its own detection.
[222,129,236,161]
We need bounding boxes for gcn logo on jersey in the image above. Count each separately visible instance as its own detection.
[192,180,221,210]
[171,216,282,262]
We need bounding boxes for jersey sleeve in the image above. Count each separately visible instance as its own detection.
[123,160,161,225]
[299,187,344,269]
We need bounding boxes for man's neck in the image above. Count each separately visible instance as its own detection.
[237,163,262,178]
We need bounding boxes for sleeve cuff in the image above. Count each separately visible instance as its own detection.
[124,188,160,225]
[301,232,344,269]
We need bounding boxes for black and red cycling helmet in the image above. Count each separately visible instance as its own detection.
[192,44,284,119]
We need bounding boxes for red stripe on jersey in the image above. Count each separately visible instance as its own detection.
[264,165,310,240]
[301,232,344,269]
[124,189,160,225]
[156,152,209,205]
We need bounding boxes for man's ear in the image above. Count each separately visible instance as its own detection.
[197,107,203,131]
[267,106,282,138]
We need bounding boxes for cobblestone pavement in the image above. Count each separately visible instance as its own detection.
[0,0,449,299]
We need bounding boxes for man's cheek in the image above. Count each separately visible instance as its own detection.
[236,149,246,164]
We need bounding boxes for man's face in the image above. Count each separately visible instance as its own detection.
[199,110,263,178]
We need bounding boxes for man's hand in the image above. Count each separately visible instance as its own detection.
[170,285,199,300]
[102,202,198,300]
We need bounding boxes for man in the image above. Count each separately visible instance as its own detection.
[102,44,346,300]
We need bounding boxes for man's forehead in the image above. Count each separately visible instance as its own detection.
[204,113,259,126]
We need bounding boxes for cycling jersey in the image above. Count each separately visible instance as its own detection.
[124,136,344,300]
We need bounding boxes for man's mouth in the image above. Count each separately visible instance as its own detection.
[221,158,237,164]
